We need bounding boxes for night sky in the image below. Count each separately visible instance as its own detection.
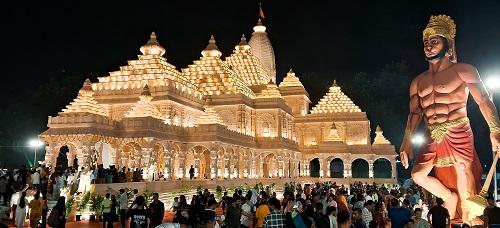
[1,1,500,175]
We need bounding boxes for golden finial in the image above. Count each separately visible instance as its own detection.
[239,34,248,45]
[140,31,166,56]
[288,68,294,74]
[202,35,222,57]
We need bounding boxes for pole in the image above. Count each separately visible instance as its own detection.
[494,150,498,201]
[34,147,37,168]
[494,93,498,201]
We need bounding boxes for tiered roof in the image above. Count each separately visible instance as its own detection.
[182,35,256,99]
[225,34,270,86]
[95,32,196,91]
[310,80,361,114]
[61,79,108,116]
[257,80,282,98]
[324,125,343,142]
[278,69,305,88]
[373,125,391,145]
[249,19,276,83]
[124,85,163,120]
[196,106,226,126]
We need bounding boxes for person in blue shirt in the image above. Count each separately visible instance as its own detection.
[388,198,411,228]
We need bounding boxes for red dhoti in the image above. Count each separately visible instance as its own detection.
[416,117,483,220]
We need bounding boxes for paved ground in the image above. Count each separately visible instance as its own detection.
[1,211,177,228]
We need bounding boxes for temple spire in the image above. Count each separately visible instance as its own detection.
[201,35,222,57]
[125,84,163,120]
[249,17,276,83]
[196,106,226,126]
[140,32,166,56]
[279,68,305,88]
[61,79,108,116]
[373,124,391,144]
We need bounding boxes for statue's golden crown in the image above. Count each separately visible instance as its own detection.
[423,15,456,41]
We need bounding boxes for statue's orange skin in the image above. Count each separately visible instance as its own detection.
[400,36,500,224]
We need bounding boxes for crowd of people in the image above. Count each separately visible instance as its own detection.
[1,162,500,228]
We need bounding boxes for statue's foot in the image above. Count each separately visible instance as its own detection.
[443,192,459,219]
[469,217,483,226]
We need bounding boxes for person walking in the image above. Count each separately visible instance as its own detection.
[40,194,48,228]
[149,193,165,227]
[119,189,129,228]
[127,196,150,228]
[29,193,42,228]
[15,191,28,228]
[50,196,67,228]
[427,198,450,228]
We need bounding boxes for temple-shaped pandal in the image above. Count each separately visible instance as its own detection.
[40,9,396,184]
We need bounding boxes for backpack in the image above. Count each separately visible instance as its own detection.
[47,208,59,227]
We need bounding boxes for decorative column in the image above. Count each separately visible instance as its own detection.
[391,159,397,179]
[345,163,352,178]
[369,160,374,178]
[44,145,54,167]
[178,156,185,179]
[164,152,171,179]
[194,157,200,178]
[210,152,217,179]
[141,147,153,179]
[251,158,257,178]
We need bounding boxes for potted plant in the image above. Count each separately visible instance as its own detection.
[215,186,223,201]
[90,193,104,221]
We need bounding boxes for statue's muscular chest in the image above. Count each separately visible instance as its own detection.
[417,70,465,107]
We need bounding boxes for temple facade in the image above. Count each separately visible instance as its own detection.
[40,20,397,182]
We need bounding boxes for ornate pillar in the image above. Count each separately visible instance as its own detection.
[141,147,153,179]
[44,145,54,167]
[391,159,397,179]
[210,152,217,179]
[178,156,185,178]
[164,152,171,179]
[345,163,352,178]
[369,160,374,178]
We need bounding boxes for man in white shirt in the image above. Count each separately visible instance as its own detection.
[361,200,374,225]
[119,189,128,228]
[326,206,338,228]
[10,187,20,220]
[31,170,40,189]
[240,196,253,228]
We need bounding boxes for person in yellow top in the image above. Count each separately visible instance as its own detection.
[29,194,42,228]
[255,197,270,228]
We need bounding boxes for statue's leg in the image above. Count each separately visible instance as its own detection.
[412,161,458,218]
[454,159,476,224]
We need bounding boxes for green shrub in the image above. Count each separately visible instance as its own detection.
[79,192,91,211]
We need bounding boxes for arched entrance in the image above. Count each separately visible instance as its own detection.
[310,158,320,177]
[374,158,392,178]
[330,158,344,178]
[263,153,276,178]
[198,148,211,179]
[56,146,69,169]
[122,143,141,169]
[96,142,115,168]
[352,158,369,178]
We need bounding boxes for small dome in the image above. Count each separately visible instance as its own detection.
[140,32,166,56]
[201,35,222,57]
[253,19,266,33]
[236,34,251,51]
